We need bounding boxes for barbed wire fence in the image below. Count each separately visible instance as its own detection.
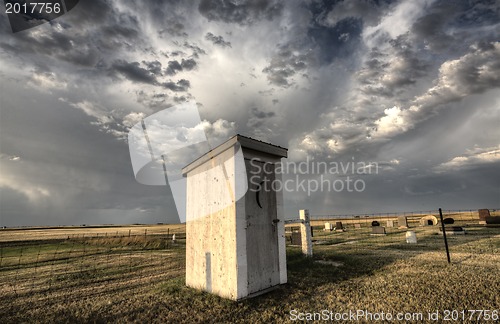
[0,227,186,304]
[1,209,499,307]
[308,208,499,222]
[286,209,500,265]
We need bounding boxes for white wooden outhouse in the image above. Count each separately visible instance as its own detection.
[182,134,288,300]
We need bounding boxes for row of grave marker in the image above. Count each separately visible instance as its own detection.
[288,209,499,259]
[289,209,500,257]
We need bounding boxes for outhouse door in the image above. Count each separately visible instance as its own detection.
[245,158,280,294]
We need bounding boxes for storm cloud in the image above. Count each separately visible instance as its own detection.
[1,0,499,227]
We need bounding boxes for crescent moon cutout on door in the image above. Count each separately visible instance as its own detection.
[256,181,265,208]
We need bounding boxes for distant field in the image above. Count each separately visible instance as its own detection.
[0,224,185,242]
[1,223,499,323]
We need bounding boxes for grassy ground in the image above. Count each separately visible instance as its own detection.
[0,224,499,323]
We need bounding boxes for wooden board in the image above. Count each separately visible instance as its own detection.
[245,159,280,294]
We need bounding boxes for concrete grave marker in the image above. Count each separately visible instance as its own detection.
[485,216,500,225]
[324,223,333,231]
[354,223,361,229]
[290,231,301,245]
[443,218,454,225]
[439,226,466,235]
[478,209,490,221]
[183,135,288,300]
[386,220,394,228]
[420,215,438,226]
[335,221,346,232]
[406,231,417,243]
[372,226,386,235]
[398,216,408,228]
[478,209,500,225]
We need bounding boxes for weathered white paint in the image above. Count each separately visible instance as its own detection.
[183,135,287,300]
[299,209,313,257]
[184,146,239,299]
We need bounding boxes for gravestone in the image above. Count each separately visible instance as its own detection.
[291,231,302,245]
[406,231,417,243]
[354,223,361,229]
[183,135,288,300]
[386,220,394,228]
[398,216,408,228]
[485,216,500,225]
[335,221,345,232]
[420,215,438,226]
[372,226,386,235]
[324,223,333,231]
[478,209,490,221]
[299,210,313,257]
[478,209,500,225]
[443,218,454,225]
[440,226,465,235]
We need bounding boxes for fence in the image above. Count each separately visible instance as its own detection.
[0,227,186,307]
[307,209,499,227]
[1,213,499,317]
[284,209,500,268]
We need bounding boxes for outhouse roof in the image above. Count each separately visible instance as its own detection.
[182,134,288,175]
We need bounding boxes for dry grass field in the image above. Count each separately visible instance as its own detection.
[1,222,499,323]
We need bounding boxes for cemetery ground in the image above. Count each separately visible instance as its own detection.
[1,222,499,323]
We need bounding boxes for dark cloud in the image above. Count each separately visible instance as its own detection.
[111,60,158,84]
[308,17,363,64]
[101,14,140,39]
[142,60,163,75]
[182,42,207,57]
[159,20,188,37]
[0,0,145,70]
[0,82,180,226]
[162,79,190,92]
[411,2,459,52]
[322,0,386,27]
[356,35,429,97]
[251,106,275,119]
[247,106,276,128]
[165,60,183,76]
[181,58,197,70]
[262,45,312,87]
[136,90,168,109]
[198,0,283,25]
[411,0,500,53]
[0,27,102,67]
[455,0,500,28]
[1,0,499,227]
[413,41,500,111]
[262,67,295,87]
[165,59,197,75]
[259,0,366,89]
[205,32,232,48]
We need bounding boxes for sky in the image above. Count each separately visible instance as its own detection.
[0,0,499,227]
